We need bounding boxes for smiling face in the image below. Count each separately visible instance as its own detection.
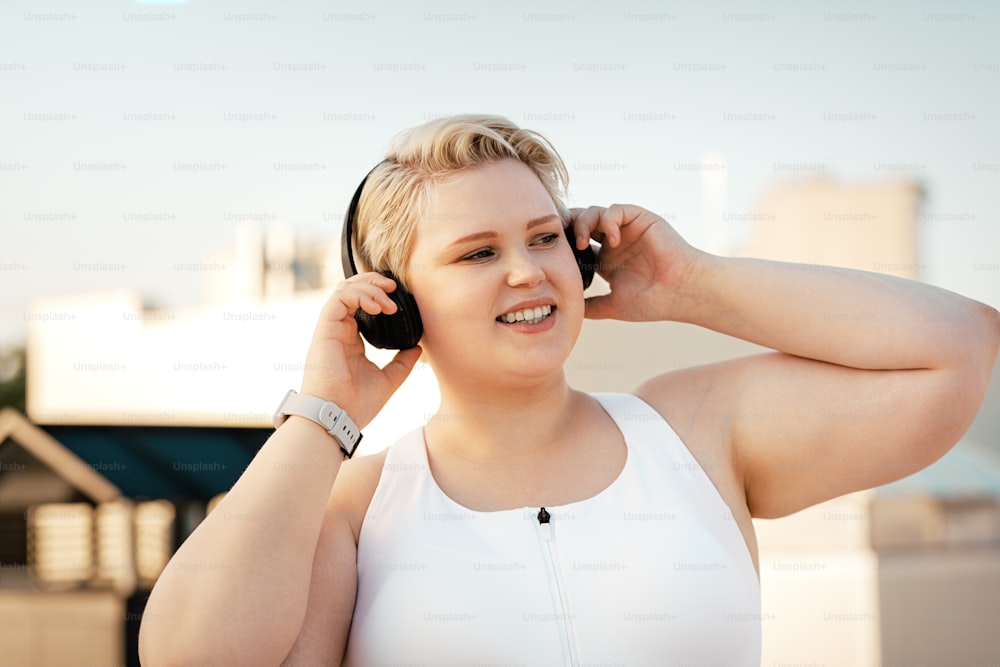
[406,159,585,391]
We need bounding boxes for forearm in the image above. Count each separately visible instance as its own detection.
[674,253,1000,373]
[139,417,344,667]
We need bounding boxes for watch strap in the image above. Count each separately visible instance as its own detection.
[273,389,363,458]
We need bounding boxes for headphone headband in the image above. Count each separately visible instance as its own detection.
[340,160,389,280]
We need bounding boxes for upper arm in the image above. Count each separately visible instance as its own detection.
[281,514,357,666]
[726,352,986,518]
[639,351,989,521]
[281,452,385,666]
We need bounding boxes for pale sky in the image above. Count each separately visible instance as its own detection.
[2,0,998,346]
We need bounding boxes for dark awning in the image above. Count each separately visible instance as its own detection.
[40,424,270,502]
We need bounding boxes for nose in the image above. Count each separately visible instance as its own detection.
[504,247,545,288]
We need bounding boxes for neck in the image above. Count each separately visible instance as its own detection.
[427,372,581,462]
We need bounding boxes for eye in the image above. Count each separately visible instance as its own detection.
[533,233,560,246]
[461,247,495,261]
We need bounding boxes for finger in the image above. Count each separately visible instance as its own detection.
[570,206,607,249]
[565,207,583,227]
[349,272,398,292]
[600,205,632,247]
[601,204,645,247]
[346,274,400,311]
[583,294,615,320]
[381,345,423,391]
[357,292,397,316]
[323,280,398,323]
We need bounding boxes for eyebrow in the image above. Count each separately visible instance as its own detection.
[445,214,561,249]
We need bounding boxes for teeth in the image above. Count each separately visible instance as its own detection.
[499,305,552,324]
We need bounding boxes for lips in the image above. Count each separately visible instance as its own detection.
[496,304,553,324]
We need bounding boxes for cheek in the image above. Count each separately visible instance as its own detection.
[552,253,586,299]
[412,286,489,340]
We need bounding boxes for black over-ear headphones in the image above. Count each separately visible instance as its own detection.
[340,163,597,350]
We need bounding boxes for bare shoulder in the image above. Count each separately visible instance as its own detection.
[327,447,390,541]
[634,358,744,464]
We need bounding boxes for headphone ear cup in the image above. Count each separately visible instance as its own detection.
[354,279,423,350]
[565,227,597,289]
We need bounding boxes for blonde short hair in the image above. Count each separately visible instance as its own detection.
[352,114,570,288]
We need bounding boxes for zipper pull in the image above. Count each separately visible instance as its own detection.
[537,507,552,541]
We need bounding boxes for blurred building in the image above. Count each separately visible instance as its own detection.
[735,175,1000,666]
[0,407,268,666]
[23,220,437,443]
[742,175,924,280]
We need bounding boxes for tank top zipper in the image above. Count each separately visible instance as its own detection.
[537,507,580,666]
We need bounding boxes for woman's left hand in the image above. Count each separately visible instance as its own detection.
[568,204,706,321]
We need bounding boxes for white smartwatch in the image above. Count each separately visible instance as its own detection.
[272,389,363,458]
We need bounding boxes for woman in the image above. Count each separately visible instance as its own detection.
[139,115,1000,666]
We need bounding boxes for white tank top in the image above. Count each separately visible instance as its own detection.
[344,393,761,666]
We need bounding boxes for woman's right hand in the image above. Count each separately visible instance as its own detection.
[300,272,422,429]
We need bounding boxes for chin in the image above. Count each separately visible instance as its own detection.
[426,318,580,381]
[436,344,571,390]
[498,341,576,380]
